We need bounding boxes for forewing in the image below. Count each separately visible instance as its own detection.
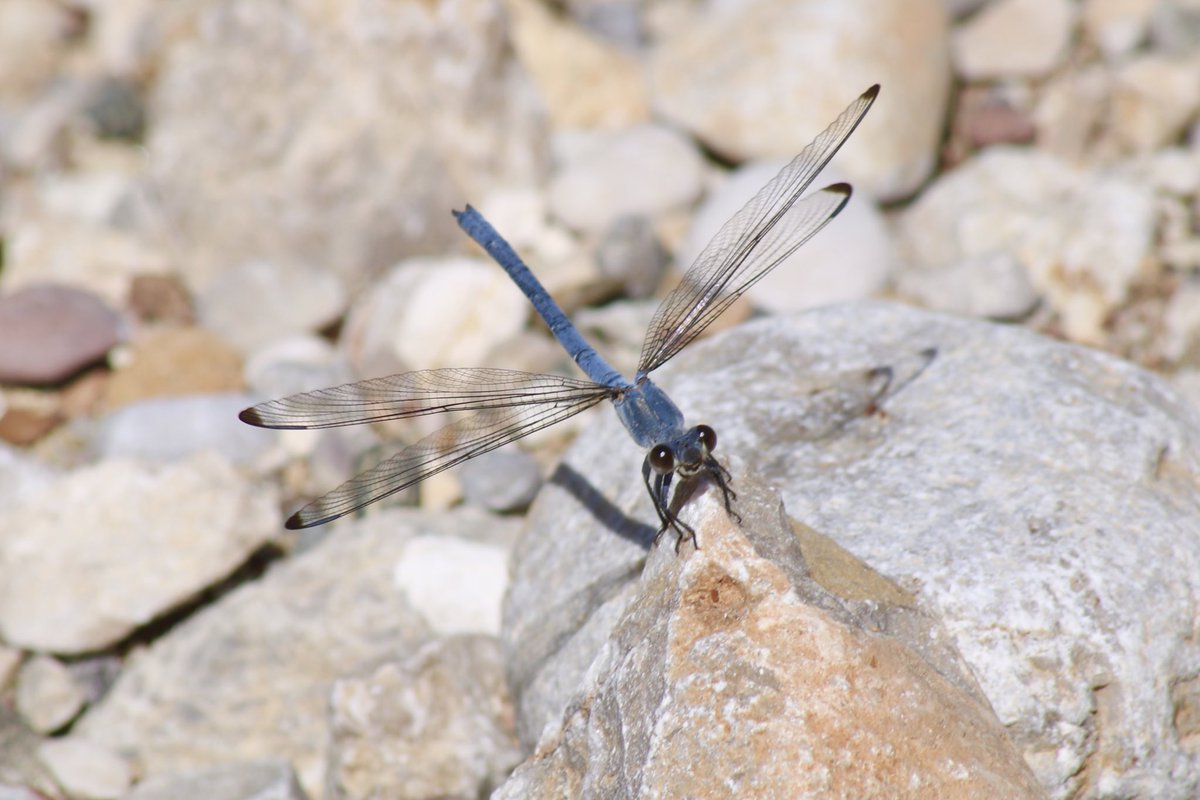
[239,368,607,430]
[284,389,609,528]
[637,85,879,375]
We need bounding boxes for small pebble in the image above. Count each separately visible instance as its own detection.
[37,738,134,800]
[16,655,87,734]
[0,285,122,384]
[459,450,545,513]
[596,215,670,299]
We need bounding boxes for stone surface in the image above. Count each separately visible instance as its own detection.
[0,0,76,105]
[895,250,1040,321]
[341,256,530,378]
[676,161,892,312]
[0,285,123,384]
[595,215,670,300]
[650,0,951,200]
[0,451,278,654]
[496,480,1044,798]
[124,760,308,800]
[547,124,704,232]
[37,738,133,800]
[893,147,1157,343]
[502,303,1200,799]
[0,444,56,509]
[102,327,244,409]
[326,636,522,800]
[74,508,504,797]
[394,534,513,636]
[1083,0,1158,58]
[0,701,58,798]
[197,261,347,355]
[505,0,649,129]
[14,656,86,734]
[146,0,548,291]
[92,393,274,465]
[952,0,1077,80]
[459,450,545,513]
[1110,53,1200,152]
[0,646,20,691]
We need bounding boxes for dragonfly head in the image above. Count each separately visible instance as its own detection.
[648,424,717,478]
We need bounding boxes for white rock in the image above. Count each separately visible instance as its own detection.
[1083,0,1157,58]
[650,0,951,201]
[37,739,133,800]
[198,260,347,354]
[547,124,704,233]
[341,256,530,376]
[896,250,1040,320]
[1111,53,1200,152]
[393,535,510,635]
[1035,63,1115,161]
[0,452,279,654]
[894,147,1156,342]
[1162,280,1200,363]
[677,161,892,312]
[952,0,1077,79]
[15,656,86,734]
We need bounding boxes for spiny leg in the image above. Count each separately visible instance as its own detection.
[704,456,741,525]
[641,460,696,551]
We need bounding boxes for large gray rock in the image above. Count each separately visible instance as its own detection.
[501,302,1200,799]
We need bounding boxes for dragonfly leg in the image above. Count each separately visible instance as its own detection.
[642,459,696,551]
[705,456,741,525]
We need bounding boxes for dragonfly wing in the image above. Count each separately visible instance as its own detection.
[285,390,609,528]
[240,367,608,429]
[637,85,879,375]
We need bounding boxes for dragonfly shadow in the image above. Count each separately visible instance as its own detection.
[549,463,658,551]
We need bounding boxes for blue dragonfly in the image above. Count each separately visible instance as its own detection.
[240,85,879,545]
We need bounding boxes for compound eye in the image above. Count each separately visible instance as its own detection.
[649,445,675,474]
[696,424,717,453]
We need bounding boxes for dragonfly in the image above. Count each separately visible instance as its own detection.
[239,84,879,546]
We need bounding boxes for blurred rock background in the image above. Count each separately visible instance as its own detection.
[0,0,1198,798]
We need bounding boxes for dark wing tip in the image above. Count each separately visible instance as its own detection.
[824,182,853,197]
[863,84,881,101]
[238,407,265,426]
[284,510,308,530]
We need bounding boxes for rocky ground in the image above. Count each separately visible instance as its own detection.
[0,0,1199,798]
